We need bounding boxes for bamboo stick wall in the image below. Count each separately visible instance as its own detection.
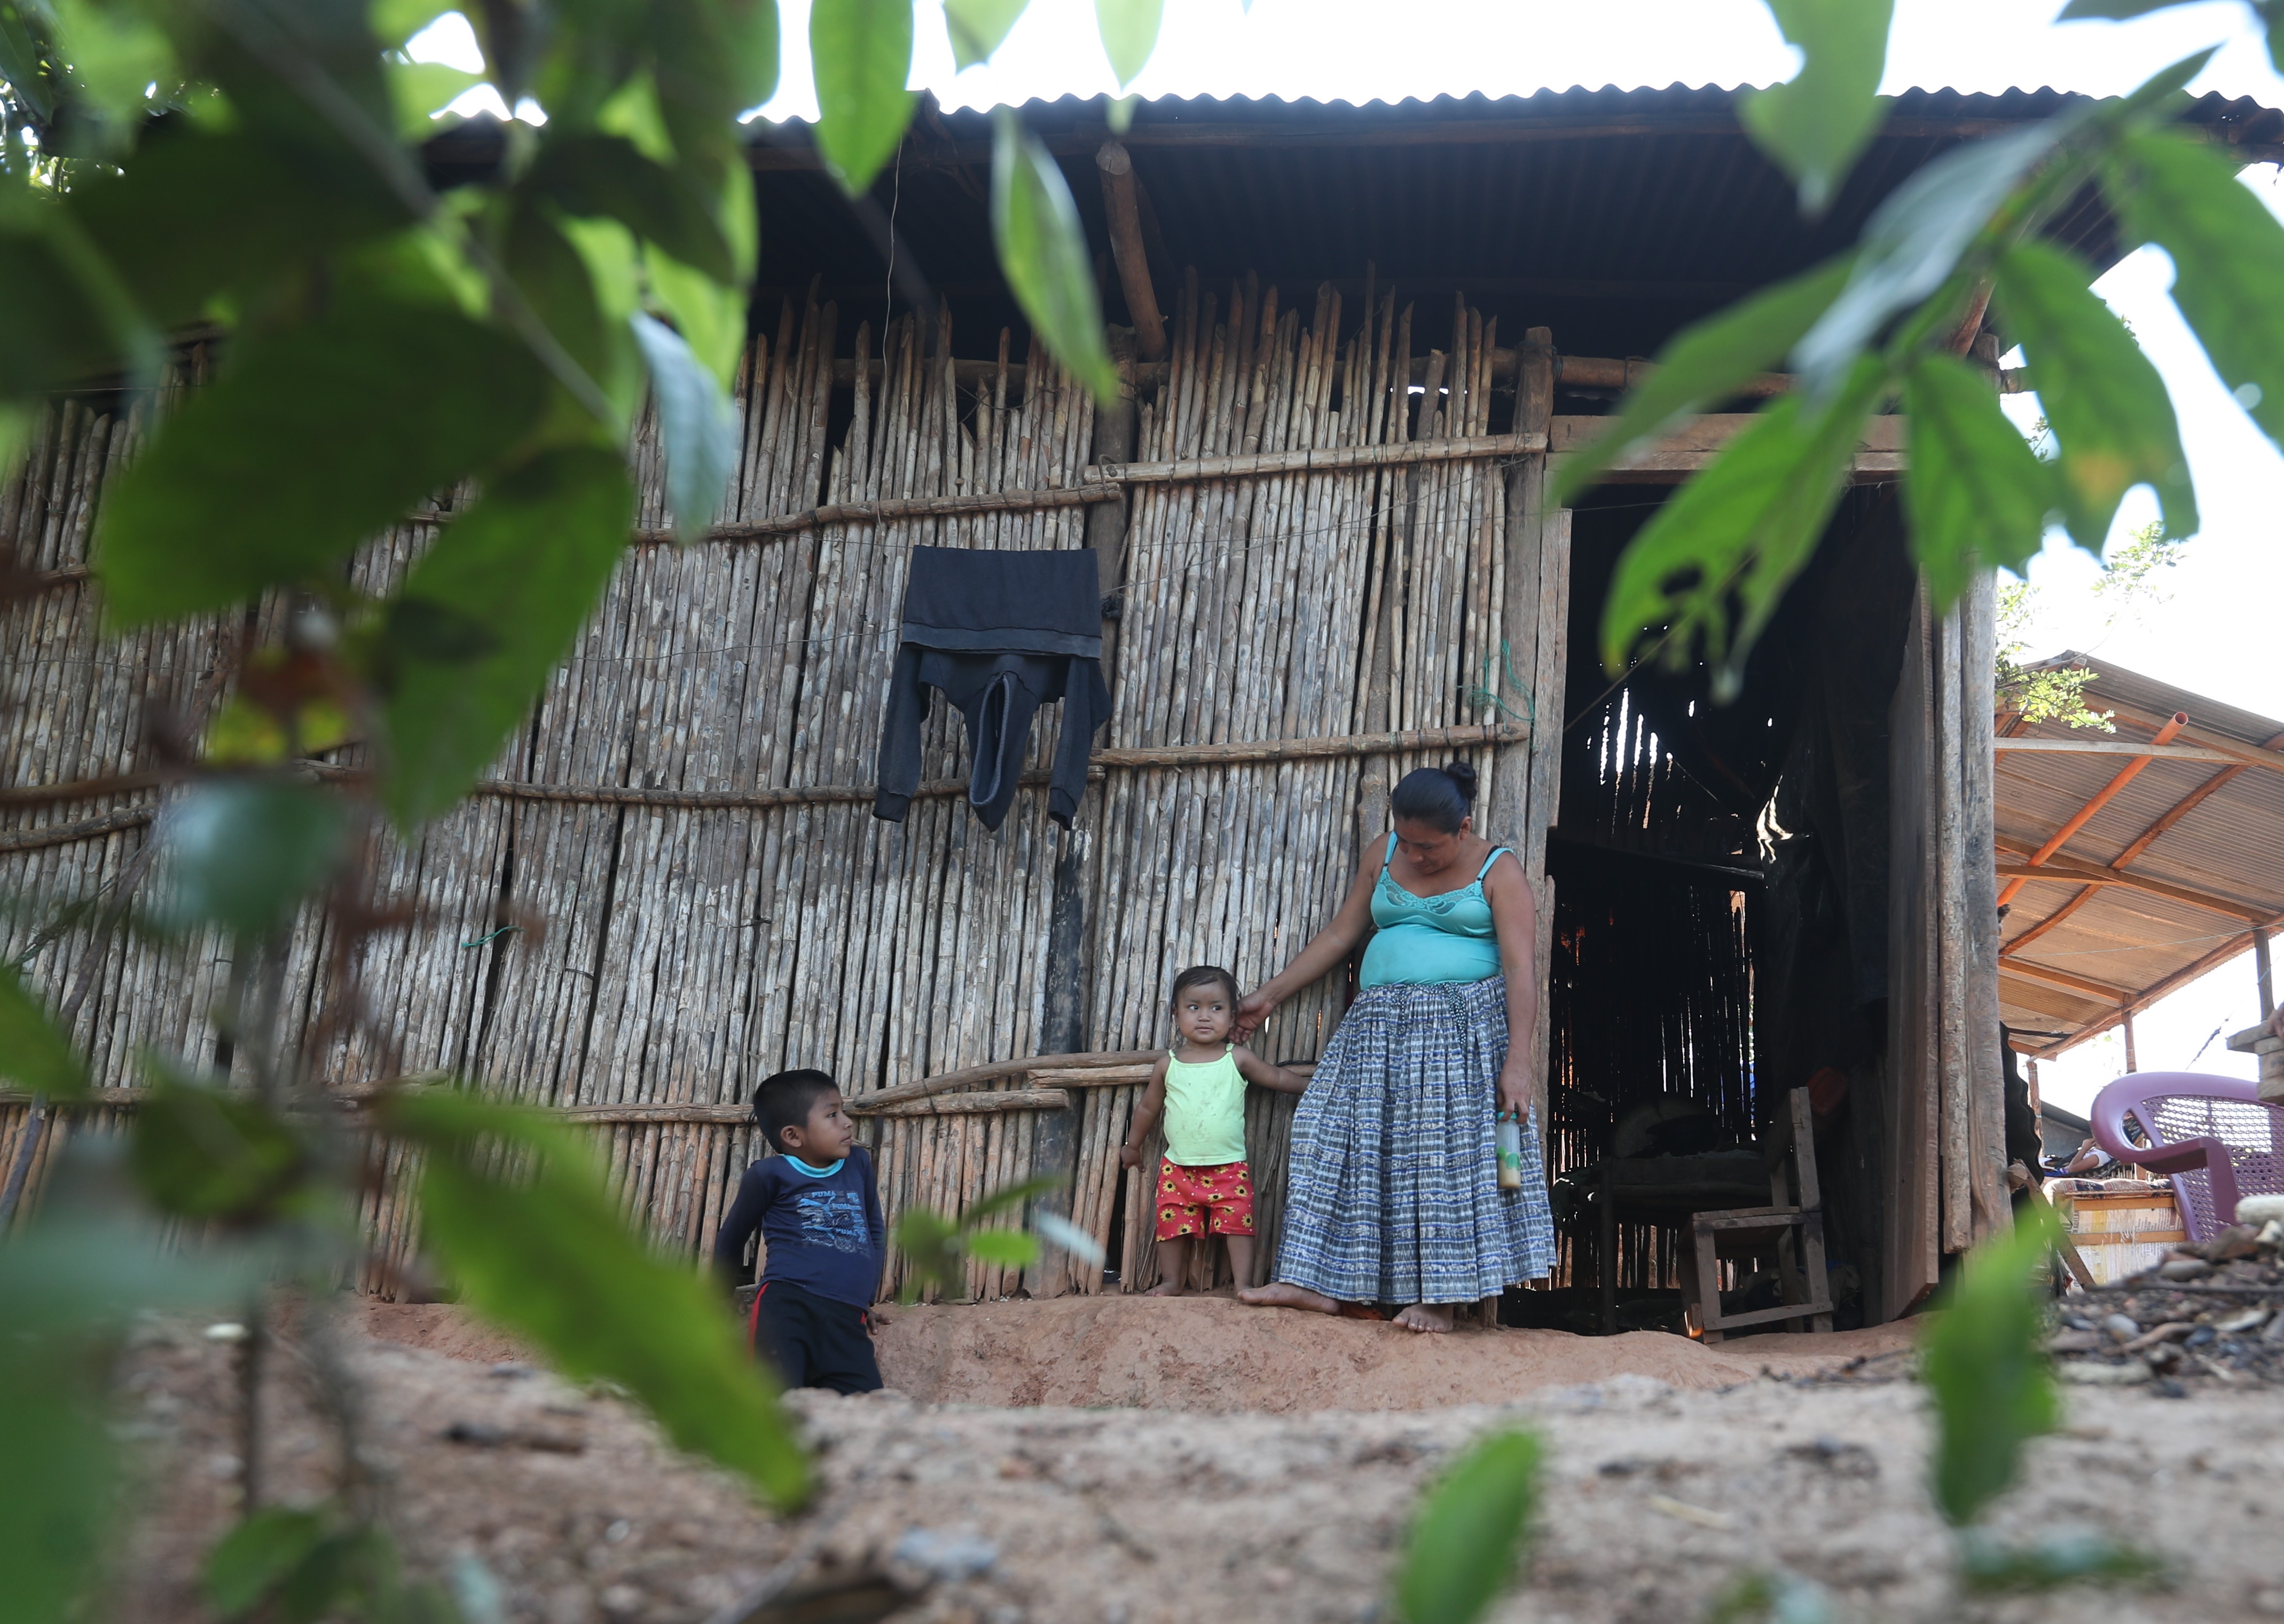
[2,278,1569,1302]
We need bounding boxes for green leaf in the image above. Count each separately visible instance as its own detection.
[0,225,117,397]
[130,1073,312,1225]
[1392,1430,1541,1624]
[45,0,176,131]
[1094,0,1162,88]
[1032,1209,1106,1264]
[991,109,1119,405]
[890,1208,962,1303]
[0,964,88,1098]
[95,299,548,627]
[1792,120,2064,392]
[379,446,634,827]
[2109,128,2284,453]
[1958,1527,2167,1593]
[371,0,458,50]
[1919,1204,2062,1526]
[808,0,915,195]
[0,1324,119,1624]
[386,59,484,137]
[524,135,736,284]
[382,1086,809,1509]
[945,0,1028,69]
[1552,254,1855,507]
[1993,239,2196,550]
[159,781,348,938]
[2055,0,2189,14]
[0,4,57,124]
[274,1526,398,1624]
[1599,360,1883,690]
[0,1170,271,1624]
[205,1507,333,1620]
[962,1228,1041,1266]
[645,247,748,387]
[1738,0,1894,217]
[1901,351,2057,602]
[959,1173,1066,1227]
[631,313,738,542]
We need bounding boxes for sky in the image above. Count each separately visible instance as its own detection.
[415,2,2284,1114]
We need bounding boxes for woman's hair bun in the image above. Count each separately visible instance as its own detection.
[1390,761,1478,833]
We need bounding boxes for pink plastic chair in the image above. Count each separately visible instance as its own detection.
[2089,1072,2284,1242]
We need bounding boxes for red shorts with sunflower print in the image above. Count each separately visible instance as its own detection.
[1155,1158,1256,1240]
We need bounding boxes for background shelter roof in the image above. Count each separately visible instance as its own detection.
[1996,656,2284,1058]
[697,84,2284,360]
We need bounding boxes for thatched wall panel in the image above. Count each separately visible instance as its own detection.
[5,280,1563,1299]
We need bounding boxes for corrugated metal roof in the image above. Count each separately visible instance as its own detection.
[1997,655,2284,1057]
[740,85,2284,361]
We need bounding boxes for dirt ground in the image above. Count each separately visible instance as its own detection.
[109,1296,2284,1624]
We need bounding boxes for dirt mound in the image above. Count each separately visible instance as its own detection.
[872,1294,1916,1410]
[360,1294,1914,1412]
[359,1302,535,1368]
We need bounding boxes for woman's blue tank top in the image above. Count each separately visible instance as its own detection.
[1358,834,1512,988]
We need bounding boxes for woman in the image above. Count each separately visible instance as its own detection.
[1234,761,1555,1332]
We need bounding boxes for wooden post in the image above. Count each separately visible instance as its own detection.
[1493,328,1560,1141]
[2026,1057,2040,1115]
[2256,929,2274,1021]
[1959,571,2008,1238]
[2123,1011,2139,1074]
[1096,143,1167,362]
[1032,333,1137,1289]
[1934,598,1972,1254]
[1883,581,1940,1315]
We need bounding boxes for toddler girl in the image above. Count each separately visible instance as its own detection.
[1119,964,1309,1294]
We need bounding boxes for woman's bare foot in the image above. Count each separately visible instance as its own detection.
[1143,1279,1186,1297]
[1236,1282,1340,1314]
[1393,1303,1454,1334]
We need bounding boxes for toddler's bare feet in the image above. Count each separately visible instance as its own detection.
[1236,1282,1340,1314]
[1144,1279,1186,1297]
[1393,1303,1454,1334]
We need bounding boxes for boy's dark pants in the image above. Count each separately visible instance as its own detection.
[748,1280,883,1394]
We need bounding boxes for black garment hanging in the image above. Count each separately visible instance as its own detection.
[872,546,1112,831]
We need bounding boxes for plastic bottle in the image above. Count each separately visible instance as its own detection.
[1496,1110,1524,1191]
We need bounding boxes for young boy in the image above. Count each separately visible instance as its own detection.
[712,1068,886,1394]
[1118,964,1310,1295]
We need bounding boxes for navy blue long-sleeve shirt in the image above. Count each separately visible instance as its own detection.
[711,1148,885,1308]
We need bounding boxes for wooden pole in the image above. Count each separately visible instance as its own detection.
[2123,1011,2139,1073]
[2256,929,2274,1022]
[1934,598,1971,1254]
[1960,571,2008,1239]
[1096,143,1168,362]
[1085,429,1547,486]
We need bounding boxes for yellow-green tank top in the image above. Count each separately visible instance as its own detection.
[1162,1044,1249,1166]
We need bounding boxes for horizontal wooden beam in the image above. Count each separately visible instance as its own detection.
[1998,958,2137,1004]
[2,1084,1078,1124]
[1993,847,2271,923]
[849,1087,1072,1118]
[0,724,1535,840]
[0,805,155,855]
[1548,413,1905,480]
[2067,696,2284,777]
[1084,430,1544,485]
[1994,737,2244,768]
[857,1049,1161,1113]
